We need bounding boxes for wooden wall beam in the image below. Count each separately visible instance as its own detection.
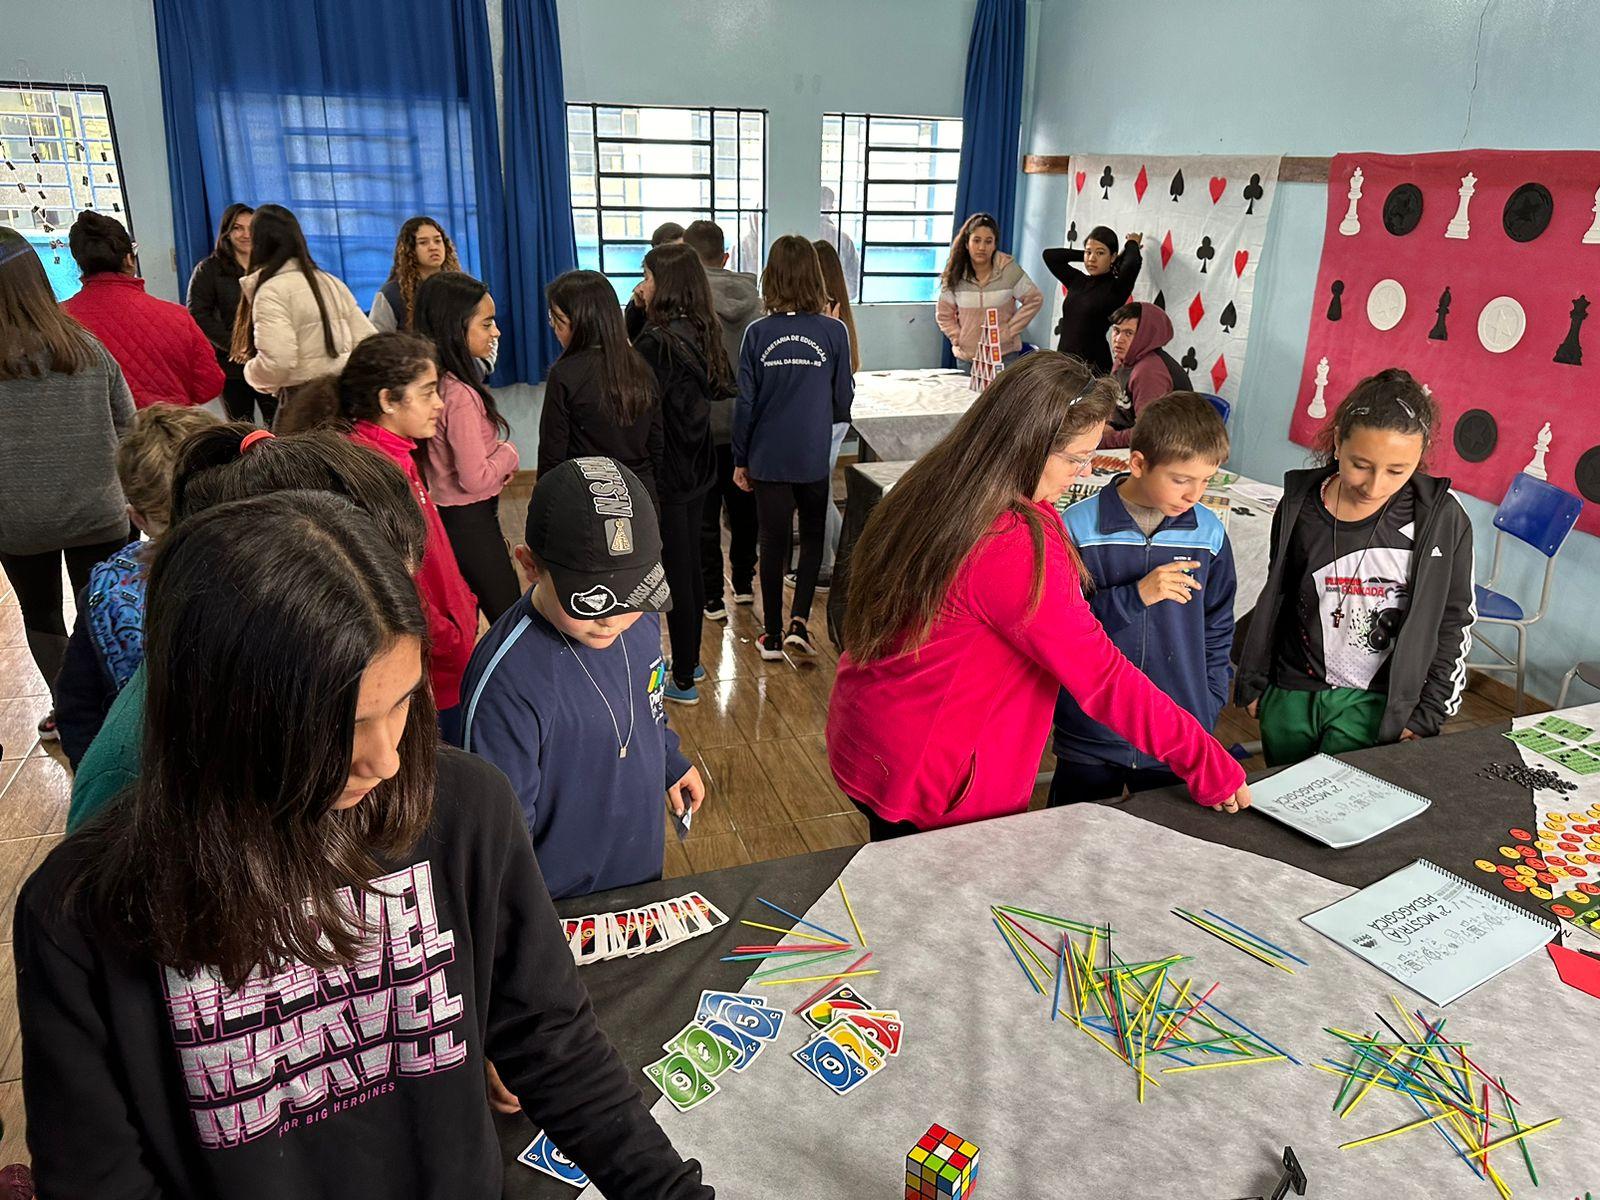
[1022,154,1330,182]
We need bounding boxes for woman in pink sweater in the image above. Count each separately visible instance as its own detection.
[413,272,521,622]
[828,352,1251,837]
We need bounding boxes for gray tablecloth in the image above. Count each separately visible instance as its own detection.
[849,369,975,462]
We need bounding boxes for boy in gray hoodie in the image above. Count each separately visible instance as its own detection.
[683,220,763,619]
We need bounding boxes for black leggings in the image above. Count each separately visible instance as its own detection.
[753,478,828,640]
[1,535,132,699]
[437,497,520,624]
[658,495,707,688]
[219,374,277,427]
[701,443,758,599]
[851,799,921,842]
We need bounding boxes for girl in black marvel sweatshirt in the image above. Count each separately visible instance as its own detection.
[14,490,712,1200]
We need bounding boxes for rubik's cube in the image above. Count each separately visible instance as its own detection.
[905,1124,980,1198]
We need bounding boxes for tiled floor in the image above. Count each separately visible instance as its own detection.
[0,480,1532,1170]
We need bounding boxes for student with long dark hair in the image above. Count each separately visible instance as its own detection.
[16,491,714,1199]
[541,270,663,498]
[0,225,135,745]
[1042,225,1144,371]
[812,238,860,589]
[187,203,276,424]
[371,215,463,332]
[412,271,520,622]
[829,352,1250,838]
[934,213,1041,372]
[634,242,730,703]
[734,235,853,660]
[277,333,479,741]
[233,203,376,409]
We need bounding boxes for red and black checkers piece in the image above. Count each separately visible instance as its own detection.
[905,1125,980,1200]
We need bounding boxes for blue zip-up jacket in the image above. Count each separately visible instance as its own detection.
[1053,475,1236,768]
[733,311,854,482]
[459,592,691,900]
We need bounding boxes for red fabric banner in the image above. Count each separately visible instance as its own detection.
[1292,150,1600,534]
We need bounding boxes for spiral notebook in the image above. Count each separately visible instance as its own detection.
[1301,860,1559,1005]
[1249,754,1430,848]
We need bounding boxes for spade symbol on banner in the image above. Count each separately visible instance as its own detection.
[1196,236,1215,274]
[1169,169,1185,202]
[1219,301,1238,333]
[1181,346,1199,372]
[1099,166,1115,199]
[1067,220,1078,246]
[1153,290,1166,310]
[1242,173,1264,215]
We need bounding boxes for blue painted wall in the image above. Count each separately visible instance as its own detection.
[1017,0,1600,704]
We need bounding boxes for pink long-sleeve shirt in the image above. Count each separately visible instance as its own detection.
[827,502,1244,830]
[425,373,520,506]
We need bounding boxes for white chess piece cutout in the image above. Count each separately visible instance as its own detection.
[1338,167,1364,236]
[1525,421,1552,480]
[1308,357,1329,419]
[1445,171,1477,240]
[1584,186,1600,245]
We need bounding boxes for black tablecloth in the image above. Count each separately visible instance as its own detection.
[503,722,1532,1196]
[826,463,894,650]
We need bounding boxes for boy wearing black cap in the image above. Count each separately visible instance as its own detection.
[459,457,705,899]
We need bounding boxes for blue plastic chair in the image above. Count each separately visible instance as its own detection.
[1199,392,1231,426]
[1474,473,1584,713]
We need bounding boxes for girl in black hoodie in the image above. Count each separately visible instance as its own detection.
[634,243,729,703]
[1042,224,1144,372]
[1236,369,1475,766]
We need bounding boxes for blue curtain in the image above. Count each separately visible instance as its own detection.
[501,0,577,380]
[945,0,1028,366]
[152,0,515,375]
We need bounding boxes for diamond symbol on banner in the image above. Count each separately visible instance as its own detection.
[1188,292,1205,330]
[1210,354,1229,393]
[1160,230,1174,270]
[1134,165,1149,203]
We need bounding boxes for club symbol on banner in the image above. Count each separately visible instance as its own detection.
[1428,286,1452,341]
[1134,165,1149,203]
[1339,166,1364,235]
[1366,278,1407,331]
[1476,295,1526,353]
[1196,236,1215,273]
[1066,220,1078,246]
[1308,357,1330,419]
[1242,173,1264,215]
[1555,294,1589,365]
[1327,280,1345,321]
[1169,169,1185,202]
[1445,171,1477,240]
[1099,166,1115,199]
[1181,346,1199,373]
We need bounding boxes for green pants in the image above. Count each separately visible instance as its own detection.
[1258,685,1386,767]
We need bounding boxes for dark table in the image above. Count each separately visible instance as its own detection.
[502,723,1535,1196]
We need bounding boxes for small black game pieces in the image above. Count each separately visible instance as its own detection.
[1554,294,1589,366]
[1429,286,1452,341]
[1478,760,1577,794]
[1326,279,1344,321]
[1453,409,1499,463]
[1503,182,1555,242]
[1382,183,1425,235]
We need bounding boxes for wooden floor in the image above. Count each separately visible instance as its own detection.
[0,486,1537,1169]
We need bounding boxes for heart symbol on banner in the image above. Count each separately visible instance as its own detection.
[1234,250,1249,277]
[1074,171,1086,194]
[1209,177,1227,203]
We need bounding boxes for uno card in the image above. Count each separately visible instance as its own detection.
[843,1011,904,1056]
[696,990,767,1024]
[644,1051,718,1111]
[824,1019,887,1073]
[714,999,783,1041]
[518,1132,590,1188]
[700,1016,763,1070]
[793,1032,870,1095]
[686,891,729,929]
[574,916,600,964]
[664,1022,740,1078]
[801,984,872,1030]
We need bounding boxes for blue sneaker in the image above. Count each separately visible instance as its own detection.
[664,680,700,706]
[664,660,707,682]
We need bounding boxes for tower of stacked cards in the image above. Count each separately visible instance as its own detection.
[968,307,1003,393]
[905,1124,980,1199]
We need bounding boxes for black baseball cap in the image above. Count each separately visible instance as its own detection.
[523,457,672,619]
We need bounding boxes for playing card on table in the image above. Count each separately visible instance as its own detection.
[793,1031,871,1095]
[686,891,729,929]
[695,989,767,1024]
[645,1050,718,1111]
[712,998,783,1042]
[663,1022,740,1079]
[823,1018,887,1074]
[843,1010,904,1056]
[801,984,873,1030]
[518,1132,590,1187]
[700,1016,763,1071]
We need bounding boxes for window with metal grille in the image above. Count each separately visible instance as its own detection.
[1,81,132,301]
[566,103,767,303]
[820,112,962,304]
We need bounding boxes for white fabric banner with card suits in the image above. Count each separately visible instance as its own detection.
[1062,154,1280,402]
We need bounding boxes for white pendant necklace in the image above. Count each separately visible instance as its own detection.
[557,628,635,758]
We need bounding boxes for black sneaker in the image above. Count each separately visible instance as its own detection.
[704,598,728,622]
[784,571,831,594]
[758,633,786,661]
[783,619,816,656]
[815,575,832,594]
[37,711,60,742]
[733,588,755,605]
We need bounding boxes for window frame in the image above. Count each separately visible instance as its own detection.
[821,110,962,304]
[565,101,769,296]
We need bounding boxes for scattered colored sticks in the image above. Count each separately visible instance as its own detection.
[837,880,867,949]
[1171,907,1297,975]
[754,896,849,945]
[734,892,872,996]
[756,967,879,986]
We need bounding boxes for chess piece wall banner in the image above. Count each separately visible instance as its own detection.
[1525,421,1553,480]
[1063,153,1280,403]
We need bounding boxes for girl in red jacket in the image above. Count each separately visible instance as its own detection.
[828,352,1251,837]
[277,333,479,743]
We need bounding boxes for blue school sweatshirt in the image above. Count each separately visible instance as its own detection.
[459,592,691,900]
[1053,476,1237,769]
[732,312,854,482]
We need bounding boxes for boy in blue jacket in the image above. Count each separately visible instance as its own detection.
[1050,392,1236,804]
[460,456,705,899]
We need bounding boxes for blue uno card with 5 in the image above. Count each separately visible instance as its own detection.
[715,998,783,1041]
[519,1132,590,1188]
[695,990,767,1024]
[701,1016,762,1070]
[793,1032,870,1095]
